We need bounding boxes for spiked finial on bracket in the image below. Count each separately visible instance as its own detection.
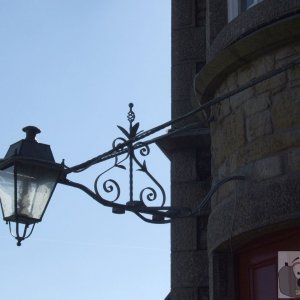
[127,103,135,125]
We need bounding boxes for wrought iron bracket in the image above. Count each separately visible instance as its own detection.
[59,103,245,223]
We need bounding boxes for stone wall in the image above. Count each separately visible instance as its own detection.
[172,0,206,124]
[170,140,211,300]
[172,0,300,299]
[211,42,300,176]
[209,0,300,60]
[158,130,211,300]
[190,7,300,298]
[170,1,210,299]
[208,41,300,250]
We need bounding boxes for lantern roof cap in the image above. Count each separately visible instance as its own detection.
[22,126,41,142]
[4,126,55,162]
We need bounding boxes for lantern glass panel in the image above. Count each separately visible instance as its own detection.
[15,163,59,221]
[0,163,60,223]
[0,166,15,219]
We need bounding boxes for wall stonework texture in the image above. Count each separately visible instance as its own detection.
[211,43,300,172]
[210,43,300,204]
[170,1,210,300]
[205,29,300,300]
[170,0,300,299]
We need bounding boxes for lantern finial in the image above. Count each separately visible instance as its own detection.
[22,126,41,142]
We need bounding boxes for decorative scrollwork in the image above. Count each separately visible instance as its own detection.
[112,137,127,151]
[61,104,246,225]
[92,103,167,220]
[134,155,166,207]
[140,187,157,203]
[134,142,150,157]
[94,175,121,203]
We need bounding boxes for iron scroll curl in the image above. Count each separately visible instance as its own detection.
[92,104,166,219]
[93,137,128,203]
[61,103,246,223]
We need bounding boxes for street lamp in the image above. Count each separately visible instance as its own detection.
[0,126,63,245]
[0,104,244,246]
[0,57,298,246]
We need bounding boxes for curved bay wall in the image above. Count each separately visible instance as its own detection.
[209,0,300,60]
[195,15,300,253]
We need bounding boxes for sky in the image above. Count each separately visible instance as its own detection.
[0,1,171,299]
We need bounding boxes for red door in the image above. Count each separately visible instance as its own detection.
[237,227,300,300]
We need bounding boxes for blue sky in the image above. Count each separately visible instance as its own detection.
[0,1,171,299]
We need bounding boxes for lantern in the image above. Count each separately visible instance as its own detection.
[0,126,63,245]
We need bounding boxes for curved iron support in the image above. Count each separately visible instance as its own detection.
[61,177,175,222]
[188,175,246,217]
[134,212,172,224]
[61,174,245,223]
[60,105,247,224]
[63,103,168,223]
[64,58,300,176]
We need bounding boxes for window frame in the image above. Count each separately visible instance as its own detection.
[228,0,263,22]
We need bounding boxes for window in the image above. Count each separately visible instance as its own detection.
[228,0,263,22]
[242,0,259,10]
